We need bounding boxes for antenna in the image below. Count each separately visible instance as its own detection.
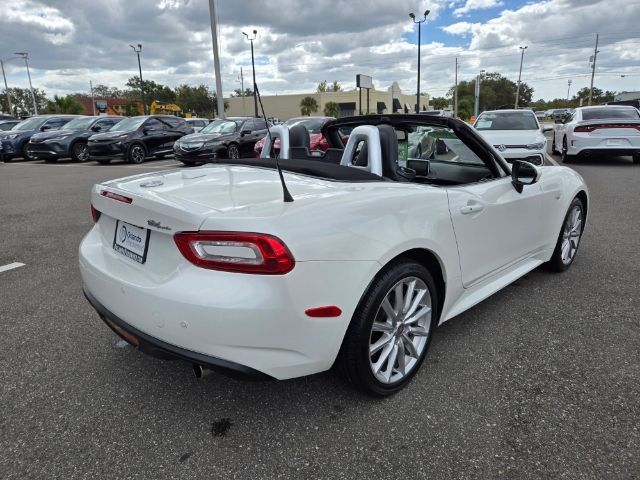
[255,84,294,203]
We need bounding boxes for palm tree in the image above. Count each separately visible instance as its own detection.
[47,95,84,114]
[300,96,318,116]
[323,101,340,118]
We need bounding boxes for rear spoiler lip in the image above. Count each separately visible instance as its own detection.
[575,119,640,126]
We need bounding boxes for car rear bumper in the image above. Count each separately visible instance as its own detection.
[83,287,271,380]
[79,223,378,380]
[568,136,640,156]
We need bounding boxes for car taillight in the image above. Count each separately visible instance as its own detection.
[574,123,640,133]
[174,232,295,274]
[101,190,133,204]
[91,204,101,223]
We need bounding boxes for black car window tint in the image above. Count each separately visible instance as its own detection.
[145,118,163,129]
[46,118,69,129]
[243,120,255,131]
[254,119,267,131]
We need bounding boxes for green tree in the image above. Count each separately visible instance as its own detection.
[430,96,450,109]
[125,76,175,103]
[316,81,327,93]
[300,96,319,116]
[91,84,124,98]
[231,88,254,97]
[329,81,342,92]
[45,95,84,114]
[124,100,139,117]
[0,87,49,116]
[323,101,341,118]
[448,72,534,118]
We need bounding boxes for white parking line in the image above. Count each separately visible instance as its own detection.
[0,262,25,273]
[545,154,559,166]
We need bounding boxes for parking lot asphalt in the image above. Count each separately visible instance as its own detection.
[1,152,639,480]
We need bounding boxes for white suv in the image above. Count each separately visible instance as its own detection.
[473,109,551,166]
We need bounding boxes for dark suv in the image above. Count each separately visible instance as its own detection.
[87,115,193,164]
[27,115,123,162]
[173,117,268,164]
[0,115,79,162]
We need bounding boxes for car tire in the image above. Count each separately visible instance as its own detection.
[71,142,90,162]
[22,143,32,161]
[551,135,558,154]
[44,158,57,163]
[545,197,585,272]
[334,259,438,397]
[127,143,146,164]
[179,160,196,167]
[226,143,240,159]
[96,159,111,165]
[561,137,575,163]
[633,154,640,165]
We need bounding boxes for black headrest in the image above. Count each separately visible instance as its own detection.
[289,124,310,149]
[377,124,402,180]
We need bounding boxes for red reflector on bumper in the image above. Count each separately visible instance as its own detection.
[305,306,342,318]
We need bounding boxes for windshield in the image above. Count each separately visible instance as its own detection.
[13,117,47,131]
[62,117,95,130]
[109,116,147,132]
[475,111,539,130]
[582,108,640,120]
[284,118,326,134]
[201,119,238,134]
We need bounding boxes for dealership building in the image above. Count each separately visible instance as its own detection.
[225,82,427,120]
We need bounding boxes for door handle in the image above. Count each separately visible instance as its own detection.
[460,202,485,215]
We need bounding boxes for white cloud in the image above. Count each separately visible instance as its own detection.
[454,0,503,17]
[441,21,479,36]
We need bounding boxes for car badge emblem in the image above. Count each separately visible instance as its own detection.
[498,144,507,152]
[140,179,164,188]
[147,220,172,231]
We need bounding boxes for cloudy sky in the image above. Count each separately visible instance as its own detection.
[1,0,639,101]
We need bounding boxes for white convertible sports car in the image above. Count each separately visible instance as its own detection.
[552,105,640,164]
[79,114,588,396]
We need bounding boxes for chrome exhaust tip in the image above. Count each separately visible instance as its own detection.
[192,364,214,379]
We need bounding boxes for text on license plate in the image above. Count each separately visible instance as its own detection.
[607,139,623,146]
[113,220,150,264]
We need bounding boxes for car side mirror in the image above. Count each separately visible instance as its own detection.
[240,129,251,136]
[511,160,540,194]
[554,118,563,124]
[40,125,52,131]
[542,125,553,133]
[91,125,101,132]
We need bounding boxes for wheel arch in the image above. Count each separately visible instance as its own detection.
[386,248,446,322]
[575,189,588,223]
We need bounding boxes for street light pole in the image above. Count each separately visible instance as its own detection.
[14,52,37,115]
[514,45,527,109]
[243,30,259,117]
[129,44,146,114]
[454,57,459,118]
[409,10,430,114]
[208,0,226,119]
[0,59,13,115]
[474,69,485,118]
[588,33,599,106]
[567,79,572,100]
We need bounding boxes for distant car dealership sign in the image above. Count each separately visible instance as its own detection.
[95,100,108,113]
[356,74,373,89]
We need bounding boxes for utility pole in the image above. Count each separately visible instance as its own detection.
[567,79,572,100]
[208,0,226,119]
[588,33,599,106]
[0,60,13,115]
[238,67,246,116]
[454,57,458,118]
[14,52,37,115]
[129,44,146,114]
[90,80,96,115]
[474,70,485,117]
[409,10,430,113]
[514,45,527,109]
